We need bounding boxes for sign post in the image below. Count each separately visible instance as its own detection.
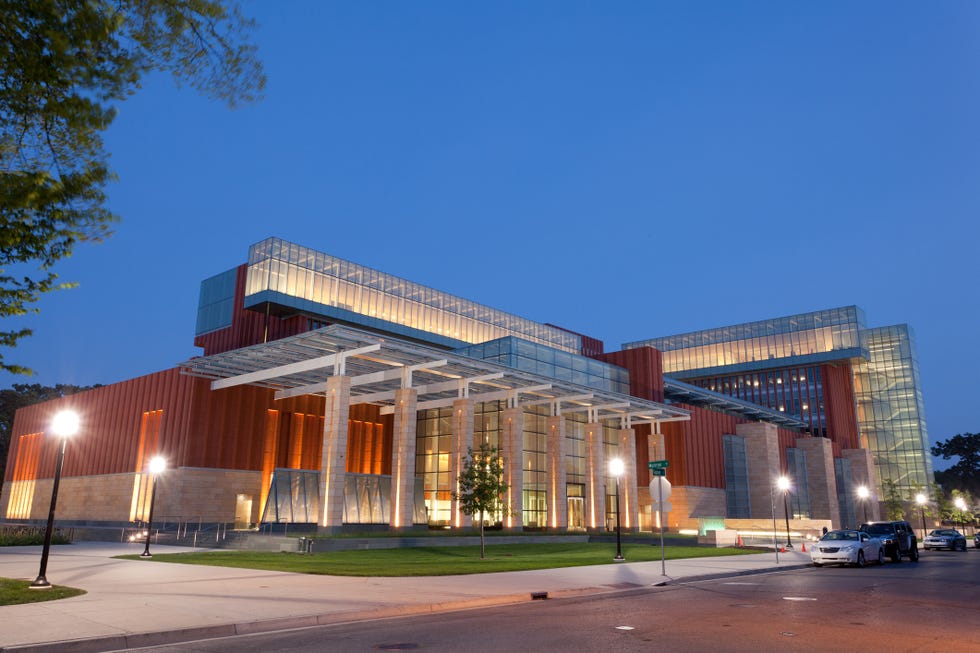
[648,460,670,575]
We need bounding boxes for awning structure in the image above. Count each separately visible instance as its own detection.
[180,325,690,426]
[663,377,806,429]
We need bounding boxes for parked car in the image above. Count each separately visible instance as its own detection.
[812,529,885,567]
[923,528,968,551]
[860,520,919,562]
[975,533,980,549]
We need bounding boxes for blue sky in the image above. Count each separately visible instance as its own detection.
[3,1,977,461]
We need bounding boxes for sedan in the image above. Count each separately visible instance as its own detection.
[923,528,967,551]
[812,529,885,567]
[975,533,979,549]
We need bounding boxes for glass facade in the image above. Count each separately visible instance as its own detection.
[627,306,867,377]
[723,434,751,518]
[456,337,631,394]
[853,325,934,494]
[244,237,583,353]
[835,458,858,528]
[195,268,238,335]
[785,449,811,519]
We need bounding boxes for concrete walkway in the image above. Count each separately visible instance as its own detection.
[0,541,812,653]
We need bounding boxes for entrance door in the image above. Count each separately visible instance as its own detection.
[235,494,253,530]
[567,497,585,531]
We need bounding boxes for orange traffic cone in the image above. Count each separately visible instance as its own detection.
[801,540,806,552]
[737,534,744,548]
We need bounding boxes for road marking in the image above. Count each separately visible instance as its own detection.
[615,626,635,630]
[723,581,759,585]
[782,597,817,601]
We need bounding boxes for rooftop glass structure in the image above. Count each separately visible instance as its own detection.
[626,306,868,378]
[854,325,934,493]
[242,237,583,353]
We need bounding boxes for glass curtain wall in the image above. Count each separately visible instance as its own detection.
[245,238,582,352]
[853,325,934,495]
[723,435,751,518]
[523,406,549,528]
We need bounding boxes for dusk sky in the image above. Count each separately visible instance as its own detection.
[3,2,977,464]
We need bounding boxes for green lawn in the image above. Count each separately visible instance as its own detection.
[118,542,758,576]
[0,578,86,606]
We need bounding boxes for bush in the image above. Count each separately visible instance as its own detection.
[0,527,72,546]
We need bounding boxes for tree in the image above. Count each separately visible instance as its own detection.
[452,442,510,559]
[1,0,265,373]
[931,432,980,496]
[0,382,100,485]
[881,478,906,521]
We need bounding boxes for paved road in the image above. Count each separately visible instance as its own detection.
[127,547,979,653]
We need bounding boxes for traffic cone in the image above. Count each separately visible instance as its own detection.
[801,540,806,552]
[737,534,744,548]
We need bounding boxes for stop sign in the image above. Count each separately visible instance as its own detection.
[649,476,672,504]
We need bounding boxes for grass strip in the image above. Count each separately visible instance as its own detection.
[117,543,758,576]
[0,578,86,606]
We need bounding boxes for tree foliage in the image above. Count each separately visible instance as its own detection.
[0,382,100,485]
[0,0,264,373]
[880,478,906,521]
[931,432,980,496]
[452,442,509,559]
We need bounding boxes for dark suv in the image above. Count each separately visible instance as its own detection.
[860,521,919,562]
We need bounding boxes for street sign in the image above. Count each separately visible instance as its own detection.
[651,468,666,476]
[649,476,672,501]
[648,459,669,470]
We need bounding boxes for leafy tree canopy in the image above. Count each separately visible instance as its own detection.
[453,442,510,559]
[0,382,101,484]
[931,432,980,496]
[1,0,264,373]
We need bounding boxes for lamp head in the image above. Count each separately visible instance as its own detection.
[51,410,80,439]
[777,476,790,492]
[609,458,624,477]
[857,485,869,500]
[915,493,927,505]
[148,456,167,475]
[954,497,966,510]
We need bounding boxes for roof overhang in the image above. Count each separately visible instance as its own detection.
[180,325,690,425]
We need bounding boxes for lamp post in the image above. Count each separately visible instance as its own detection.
[857,485,870,524]
[777,476,793,549]
[954,497,966,534]
[140,456,167,558]
[610,458,625,562]
[915,493,928,539]
[31,410,79,589]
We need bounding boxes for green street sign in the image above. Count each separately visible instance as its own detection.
[648,460,669,470]
[651,468,667,476]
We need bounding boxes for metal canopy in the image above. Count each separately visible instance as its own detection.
[663,377,806,429]
[180,325,689,424]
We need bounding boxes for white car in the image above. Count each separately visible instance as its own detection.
[812,529,885,567]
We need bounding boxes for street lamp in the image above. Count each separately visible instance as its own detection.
[954,497,967,534]
[915,493,928,539]
[857,485,870,524]
[140,456,167,558]
[31,410,79,589]
[777,476,793,549]
[609,458,625,562]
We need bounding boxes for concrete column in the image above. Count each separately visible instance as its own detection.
[546,415,567,530]
[797,436,841,527]
[647,430,666,461]
[843,447,879,521]
[502,407,523,529]
[319,375,351,529]
[736,422,781,520]
[391,387,418,529]
[585,422,605,531]
[617,428,639,531]
[450,398,474,529]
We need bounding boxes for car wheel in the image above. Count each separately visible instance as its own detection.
[856,551,866,568]
[960,541,967,552]
[909,546,919,562]
[812,562,823,567]
[877,548,885,565]
[891,549,901,563]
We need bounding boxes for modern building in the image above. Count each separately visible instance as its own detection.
[628,307,934,522]
[4,238,920,537]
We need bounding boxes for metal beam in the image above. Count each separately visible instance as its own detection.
[212,344,381,390]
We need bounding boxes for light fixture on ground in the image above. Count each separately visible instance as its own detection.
[915,493,928,538]
[857,485,870,523]
[777,476,793,549]
[31,410,79,589]
[141,456,167,558]
[609,457,625,562]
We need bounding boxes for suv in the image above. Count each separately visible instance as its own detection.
[860,521,919,562]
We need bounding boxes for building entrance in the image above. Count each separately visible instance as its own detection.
[568,496,584,530]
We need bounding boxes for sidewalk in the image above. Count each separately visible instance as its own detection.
[0,541,812,653]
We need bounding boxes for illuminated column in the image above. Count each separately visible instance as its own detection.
[546,415,567,530]
[843,447,879,521]
[737,422,781,519]
[585,421,605,531]
[502,406,523,530]
[450,398,474,528]
[798,436,841,527]
[648,429,666,461]
[617,428,639,531]
[319,375,351,530]
[391,387,418,529]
